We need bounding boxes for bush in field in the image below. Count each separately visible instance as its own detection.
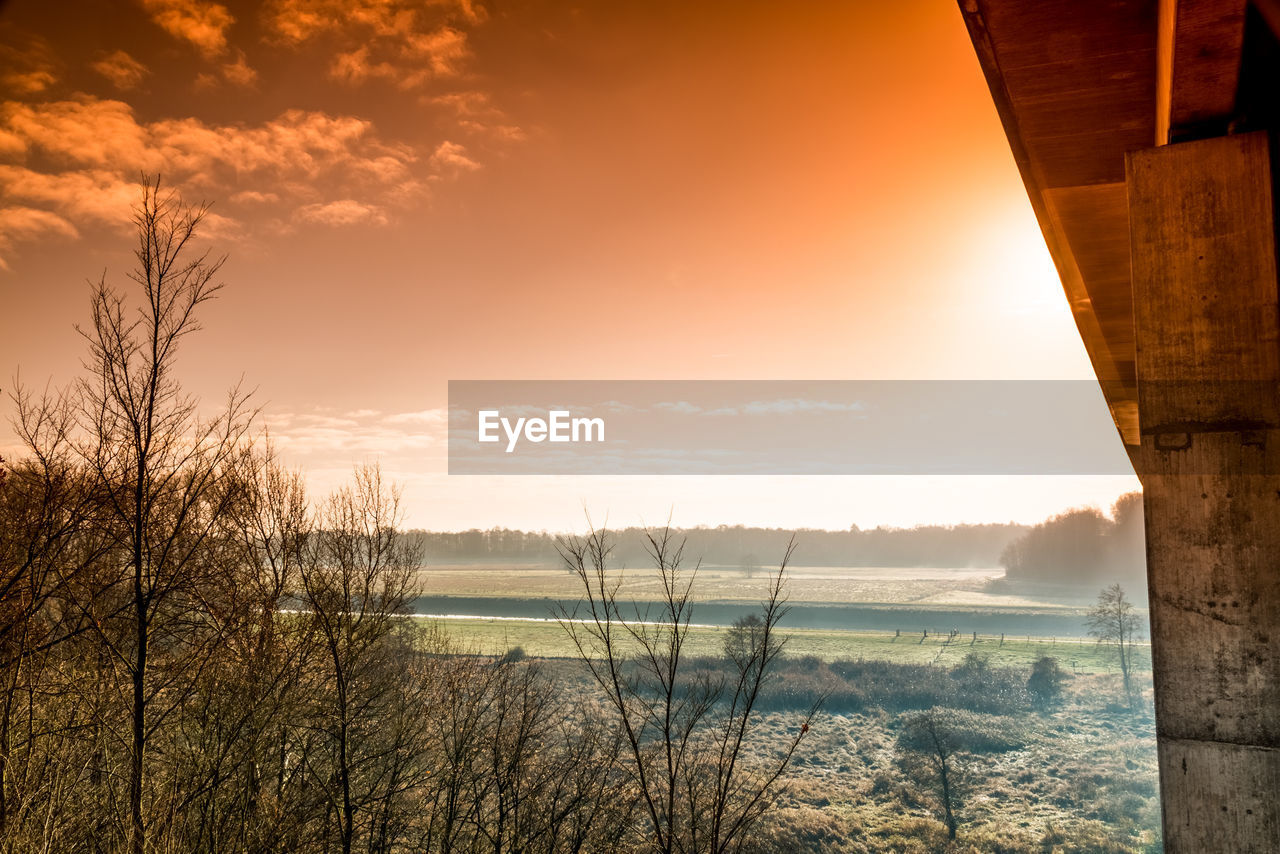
[829,658,1031,715]
[1027,655,1069,709]
[741,655,1033,715]
[758,660,866,712]
[952,650,991,679]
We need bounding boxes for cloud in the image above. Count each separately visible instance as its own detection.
[740,399,866,415]
[90,50,149,90]
[141,0,235,59]
[294,199,388,227]
[428,91,525,143]
[4,70,57,97]
[0,206,77,270]
[385,409,448,425]
[647,399,868,417]
[0,31,59,97]
[265,408,447,457]
[2,98,149,168]
[0,96,423,261]
[654,401,702,415]
[229,190,279,205]
[220,50,258,87]
[0,167,140,228]
[429,140,479,173]
[267,0,477,89]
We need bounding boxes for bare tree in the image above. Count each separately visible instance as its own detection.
[74,176,254,854]
[556,524,814,854]
[300,463,421,854]
[1086,583,1142,704]
[0,389,116,835]
[896,708,968,840]
[160,441,321,852]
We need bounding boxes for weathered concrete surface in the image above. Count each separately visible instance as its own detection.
[1127,131,1280,852]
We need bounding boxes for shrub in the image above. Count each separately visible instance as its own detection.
[1027,655,1069,708]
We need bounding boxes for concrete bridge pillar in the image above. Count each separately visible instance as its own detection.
[1127,130,1280,852]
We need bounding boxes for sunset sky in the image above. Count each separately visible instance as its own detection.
[1,0,1140,532]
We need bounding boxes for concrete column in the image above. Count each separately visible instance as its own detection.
[1126,130,1280,852]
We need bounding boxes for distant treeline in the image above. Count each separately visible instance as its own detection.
[406,523,1030,568]
[409,493,1148,586]
[998,492,1145,587]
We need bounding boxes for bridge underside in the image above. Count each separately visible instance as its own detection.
[958,1,1280,850]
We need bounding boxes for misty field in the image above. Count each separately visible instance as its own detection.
[415,564,1064,606]
[412,563,1151,674]
[423,616,1151,673]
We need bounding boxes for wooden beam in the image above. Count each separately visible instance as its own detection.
[1156,0,1249,144]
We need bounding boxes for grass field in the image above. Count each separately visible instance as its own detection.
[422,615,1152,674]
[416,564,1098,609]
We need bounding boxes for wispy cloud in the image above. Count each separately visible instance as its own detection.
[0,97,430,260]
[0,30,59,97]
[0,206,77,270]
[141,0,235,59]
[651,399,867,417]
[219,49,258,87]
[428,140,479,174]
[265,408,449,458]
[385,410,448,425]
[90,50,149,90]
[293,199,388,227]
[267,0,479,89]
[426,91,526,144]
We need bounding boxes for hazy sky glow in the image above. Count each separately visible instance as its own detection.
[1,0,1139,532]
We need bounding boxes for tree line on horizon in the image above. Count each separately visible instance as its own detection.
[406,500,1147,588]
[998,494,1145,588]
[407,523,1030,570]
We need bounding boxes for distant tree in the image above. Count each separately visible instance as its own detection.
[999,507,1108,584]
[1086,584,1142,704]
[723,614,765,664]
[739,552,760,579]
[999,494,1147,588]
[1107,492,1146,579]
[1027,656,1069,709]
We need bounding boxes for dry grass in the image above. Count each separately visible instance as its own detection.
[415,564,1069,608]
[420,616,1152,673]
[745,675,1160,853]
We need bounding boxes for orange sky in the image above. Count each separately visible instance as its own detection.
[0,0,1140,532]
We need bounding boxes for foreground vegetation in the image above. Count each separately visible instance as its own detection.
[755,673,1160,853]
[0,182,808,853]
